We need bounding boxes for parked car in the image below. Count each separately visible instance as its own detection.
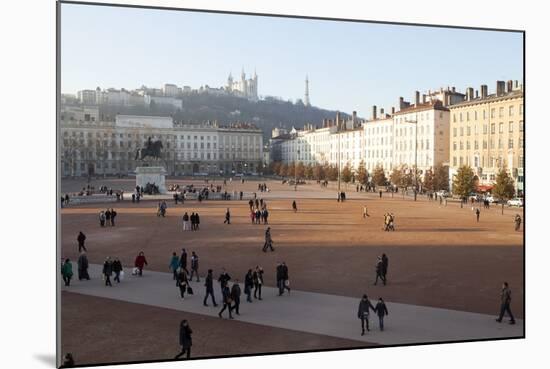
[507,198,523,207]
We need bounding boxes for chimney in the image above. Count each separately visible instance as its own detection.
[380,108,385,116]
[452,86,456,93]
[415,91,420,106]
[467,87,474,101]
[335,111,341,126]
[507,80,513,93]
[514,80,519,89]
[446,94,451,106]
[391,107,395,115]
[372,105,377,120]
[352,111,357,123]
[481,85,488,99]
[422,94,427,104]
[399,97,405,109]
[475,90,479,99]
[496,81,505,96]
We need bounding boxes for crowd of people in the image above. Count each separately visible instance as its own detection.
[182,212,201,231]
[98,208,117,227]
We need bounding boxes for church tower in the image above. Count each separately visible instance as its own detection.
[227,72,233,91]
[304,75,311,106]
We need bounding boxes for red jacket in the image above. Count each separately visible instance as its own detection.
[135,255,148,268]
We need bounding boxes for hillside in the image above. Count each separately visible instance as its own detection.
[98,93,352,140]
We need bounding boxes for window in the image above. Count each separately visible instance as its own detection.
[519,121,524,132]
[460,127,464,136]
[508,139,514,149]
[453,142,457,150]
[466,141,471,150]
[519,155,524,167]
[499,107,504,117]
[466,112,470,121]
[498,138,503,149]
[459,113,463,122]
[474,111,478,120]
[483,110,487,119]
[467,126,471,136]
[519,138,524,148]
[459,157,464,165]
[491,123,495,134]
[474,141,479,150]
[453,157,457,166]
[483,125,488,134]
[453,128,457,137]
[519,104,523,115]
[459,141,464,150]
[509,106,514,116]
[491,109,495,119]
[509,122,514,133]
[499,123,504,133]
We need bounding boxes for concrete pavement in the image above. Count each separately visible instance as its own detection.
[62,264,523,346]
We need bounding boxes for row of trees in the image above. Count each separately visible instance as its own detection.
[269,160,450,191]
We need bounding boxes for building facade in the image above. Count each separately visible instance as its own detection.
[448,80,524,193]
[60,107,263,178]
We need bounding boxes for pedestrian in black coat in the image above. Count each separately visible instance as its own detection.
[276,263,284,295]
[218,285,234,319]
[375,298,389,331]
[224,208,231,224]
[77,252,90,280]
[177,269,188,299]
[174,320,192,359]
[77,231,87,253]
[110,208,117,226]
[102,257,113,287]
[218,269,231,293]
[496,282,516,324]
[230,281,242,315]
[105,209,112,226]
[203,269,217,307]
[179,248,189,277]
[244,269,254,302]
[112,258,123,283]
[381,253,389,282]
[374,257,386,285]
[281,262,290,294]
[357,294,376,335]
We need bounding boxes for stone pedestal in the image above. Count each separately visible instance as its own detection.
[135,166,167,194]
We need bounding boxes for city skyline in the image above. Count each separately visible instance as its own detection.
[61,3,523,116]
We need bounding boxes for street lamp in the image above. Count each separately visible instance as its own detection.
[404,117,418,201]
[295,149,300,191]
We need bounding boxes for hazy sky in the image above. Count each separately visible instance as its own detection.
[61,3,523,116]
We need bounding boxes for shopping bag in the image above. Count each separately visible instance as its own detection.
[187,286,194,295]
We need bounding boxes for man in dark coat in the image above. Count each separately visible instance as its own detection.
[102,257,113,287]
[112,258,123,283]
[224,208,231,224]
[381,253,389,283]
[263,227,274,252]
[218,268,231,293]
[375,298,389,331]
[77,252,90,280]
[77,231,87,253]
[244,269,254,302]
[230,280,242,315]
[189,251,199,282]
[496,282,516,324]
[203,269,217,307]
[179,248,189,277]
[105,209,112,226]
[276,263,284,295]
[218,284,234,319]
[174,320,192,359]
[281,262,290,295]
[357,294,376,335]
[374,257,386,285]
[110,208,117,226]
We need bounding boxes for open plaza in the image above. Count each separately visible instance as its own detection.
[59,177,523,365]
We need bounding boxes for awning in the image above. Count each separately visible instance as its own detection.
[476,184,493,192]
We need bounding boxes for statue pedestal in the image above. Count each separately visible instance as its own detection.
[135,166,167,194]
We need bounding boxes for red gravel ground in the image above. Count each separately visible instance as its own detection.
[61,292,371,366]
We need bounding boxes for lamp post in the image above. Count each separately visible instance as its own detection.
[405,117,418,201]
[295,149,300,191]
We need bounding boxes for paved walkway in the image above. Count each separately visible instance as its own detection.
[63,264,523,345]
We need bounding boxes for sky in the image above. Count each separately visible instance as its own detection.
[61,3,523,116]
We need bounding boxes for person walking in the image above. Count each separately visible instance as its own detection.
[218,268,231,294]
[357,294,376,335]
[61,258,73,286]
[218,284,234,319]
[102,257,113,287]
[105,209,112,226]
[179,248,189,277]
[362,206,370,219]
[381,253,389,284]
[496,282,516,324]
[99,210,106,227]
[253,266,264,300]
[182,212,190,231]
[177,268,189,299]
[112,257,123,283]
[190,251,199,282]
[281,262,290,295]
[276,263,284,296]
[475,208,481,222]
[77,231,87,253]
[174,320,192,360]
[244,269,254,302]
[230,280,242,315]
[375,298,389,331]
[169,252,180,282]
[292,200,297,213]
[262,227,274,252]
[374,257,386,285]
[195,213,200,230]
[110,208,117,226]
[203,269,218,307]
[224,208,231,224]
[514,214,522,231]
[134,251,148,276]
[77,252,90,281]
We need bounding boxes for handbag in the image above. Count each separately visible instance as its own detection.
[187,286,194,295]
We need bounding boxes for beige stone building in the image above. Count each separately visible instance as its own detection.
[449,80,524,194]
